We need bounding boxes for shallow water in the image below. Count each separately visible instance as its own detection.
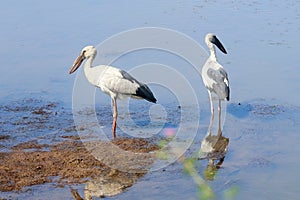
[1,0,300,199]
[1,99,299,200]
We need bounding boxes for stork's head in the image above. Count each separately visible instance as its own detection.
[205,33,227,54]
[69,46,97,74]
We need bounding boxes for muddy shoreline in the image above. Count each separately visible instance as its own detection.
[0,137,158,194]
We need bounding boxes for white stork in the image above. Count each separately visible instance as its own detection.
[69,46,157,139]
[201,33,229,134]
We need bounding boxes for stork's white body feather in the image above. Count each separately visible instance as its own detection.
[84,64,141,99]
[202,57,229,100]
[202,58,222,89]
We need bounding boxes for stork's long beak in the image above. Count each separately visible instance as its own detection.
[212,36,227,54]
[69,53,85,74]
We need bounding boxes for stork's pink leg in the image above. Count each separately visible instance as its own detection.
[208,91,214,134]
[218,99,222,136]
[112,98,118,139]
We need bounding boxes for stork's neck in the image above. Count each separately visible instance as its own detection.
[83,55,97,86]
[209,45,217,61]
[84,55,94,69]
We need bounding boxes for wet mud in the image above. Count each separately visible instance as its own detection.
[0,137,158,193]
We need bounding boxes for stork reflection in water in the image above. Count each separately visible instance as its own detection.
[199,113,229,180]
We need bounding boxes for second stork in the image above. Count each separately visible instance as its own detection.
[201,33,230,134]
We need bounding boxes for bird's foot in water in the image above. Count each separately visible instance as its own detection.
[217,129,222,136]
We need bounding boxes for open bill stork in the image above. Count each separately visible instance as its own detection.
[69,46,157,139]
[201,33,230,134]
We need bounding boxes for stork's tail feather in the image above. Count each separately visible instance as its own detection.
[135,84,157,103]
[226,86,230,101]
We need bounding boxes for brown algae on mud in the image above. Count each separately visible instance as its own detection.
[0,137,158,193]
